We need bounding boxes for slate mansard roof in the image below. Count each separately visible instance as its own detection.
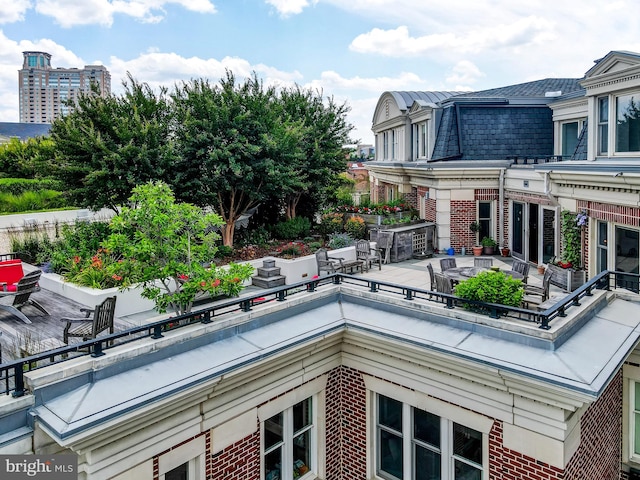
[431,78,585,161]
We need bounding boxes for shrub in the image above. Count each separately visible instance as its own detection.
[454,271,524,308]
[344,215,366,239]
[318,212,344,236]
[0,178,64,195]
[9,226,54,265]
[47,220,113,275]
[273,217,311,240]
[0,190,67,213]
[279,242,305,257]
[328,232,354,249]
[217,245,234,257]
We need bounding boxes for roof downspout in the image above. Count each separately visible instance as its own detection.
[499,168,505,248]
[544,170,559,206]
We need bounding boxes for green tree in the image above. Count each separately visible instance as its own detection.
[170,72,306,246]
[103,181,254,315]
[276,86,353,220]
[49,75,176,213]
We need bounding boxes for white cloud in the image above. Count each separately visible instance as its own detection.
[264,0,316,17]
[107,52,303,94]
[0,0,32,24]
[350,16,554,57]
[446,60,484,86]
[33,0,216,28]
[307,70,424,93]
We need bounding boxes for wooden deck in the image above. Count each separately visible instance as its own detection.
[0,288,138,363]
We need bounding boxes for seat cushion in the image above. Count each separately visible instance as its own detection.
[0,259,24,285]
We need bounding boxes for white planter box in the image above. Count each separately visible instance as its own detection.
[24,265,155,317]
[271,246,358,283]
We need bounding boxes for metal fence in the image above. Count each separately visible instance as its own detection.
[0,270,635,397]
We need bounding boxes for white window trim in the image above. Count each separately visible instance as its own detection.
[623,364,640,466]
[599,91,640,157]
[365,376,491,480]
[258,376,326,480]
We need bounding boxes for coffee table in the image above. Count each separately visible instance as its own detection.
[342,260,364,274]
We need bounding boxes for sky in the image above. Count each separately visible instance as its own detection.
[1,1,640,145]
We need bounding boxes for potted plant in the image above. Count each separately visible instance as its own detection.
[481,236,497,255]
[469,222,483,256]
[546,210,586,292]
[501,245,510,257]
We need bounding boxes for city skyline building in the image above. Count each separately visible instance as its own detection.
[18,51,111,123]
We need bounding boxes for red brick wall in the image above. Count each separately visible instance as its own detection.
[564,370,623,480]
[326,365,367,480]
[209,429,260,480]
[401,188,418,209]
[451,199,476,252]
[489,422,564,480]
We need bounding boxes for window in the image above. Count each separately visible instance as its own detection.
[165,462,188,480]
[157,436,205,480]
[561,122,579,158]
[597,221,608,273]
[478,202,492,242]
[376,394,484,480]
[616,94,640,153]
[413,122,429,160]
[598,96,609,155]
[263,397,314,480]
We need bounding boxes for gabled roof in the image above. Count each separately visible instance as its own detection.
[585,50,640,78]
[0,122,51,142]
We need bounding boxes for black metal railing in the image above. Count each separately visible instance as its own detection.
[0,270,636,397]
[507,155,566,165]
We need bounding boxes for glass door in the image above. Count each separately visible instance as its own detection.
[541,208,556,264]
[512,202,524,259]
[615,226,639,293]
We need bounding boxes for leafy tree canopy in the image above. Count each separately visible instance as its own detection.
[103,181,253,314]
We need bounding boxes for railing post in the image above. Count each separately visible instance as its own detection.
[370,281,378,293]
[91,341,105,358]
[307,282,316,293]
[151,325,164,339]
[445,296,454,309]
[202,311,212,324]
[539,315,550,330]
[404,288,413,300]
[333,274,342,285]
[277,289,286,301]
[12,365,24,397]
[241,300,252,312]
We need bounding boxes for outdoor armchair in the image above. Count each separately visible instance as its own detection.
[62,296,117,344]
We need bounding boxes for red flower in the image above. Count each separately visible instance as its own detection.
[231,277,241,283]
[73,256,81,264]
[211,279,221,287]
[178,274,189,281]
[111,274,122,281]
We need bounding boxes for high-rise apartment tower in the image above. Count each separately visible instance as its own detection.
[18,51,111,123]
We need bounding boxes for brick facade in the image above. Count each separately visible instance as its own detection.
[151,365,626,480]
[564,370,623,480]
[450,199,476,252]
[209,430,260,480]
[326,366,368,479]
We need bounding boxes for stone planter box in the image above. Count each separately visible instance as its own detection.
[547,263,586,292]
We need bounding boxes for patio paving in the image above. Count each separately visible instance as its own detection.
[0,254,560,363]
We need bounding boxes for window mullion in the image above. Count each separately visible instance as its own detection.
[403,403,411,480]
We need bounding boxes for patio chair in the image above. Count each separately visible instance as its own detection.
[439,258,457,271]
[0,269,48,324]
[510,258,531,284]
[62,296,117,344]
[355,239,382,271]
[426,263,435,291]
[434,272,454,295]
[315,248,345,275]
[474,257,493,268]
[522,268,552,309]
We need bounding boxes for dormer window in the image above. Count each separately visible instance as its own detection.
[616,93,640,153]
[597,92,640,156]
